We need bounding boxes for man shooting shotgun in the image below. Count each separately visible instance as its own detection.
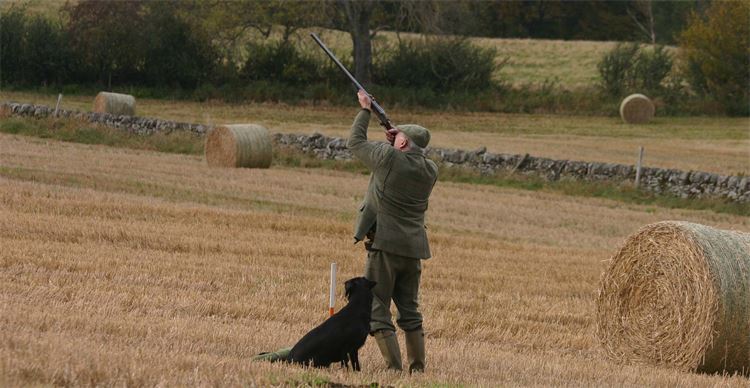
[312,33,439,373]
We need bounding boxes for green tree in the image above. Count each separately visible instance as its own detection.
[338,0,376,85]
[140,2,218,88]
[64,0,145,88]
[23,16,68,86]
[598,43,640,97]
[597,43,672,98]
[0,6,26,87]
[241,40,323,85]
[335,0,454,85]
[375,37,497,92]
[679,1,750,115]
[182,0,326,63]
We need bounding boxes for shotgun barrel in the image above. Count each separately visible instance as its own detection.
[310,33,394,132]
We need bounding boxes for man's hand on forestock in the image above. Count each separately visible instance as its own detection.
[357,90,372,112]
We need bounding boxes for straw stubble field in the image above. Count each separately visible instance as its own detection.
[1,132,748,386]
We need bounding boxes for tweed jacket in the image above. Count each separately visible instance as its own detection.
[347,109,438,259]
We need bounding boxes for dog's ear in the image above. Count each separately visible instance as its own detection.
[368,279,377,289]
[345,278,354,300]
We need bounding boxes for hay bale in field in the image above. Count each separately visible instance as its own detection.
[619,94,655,124]
[205,124,272,168]
[93,92,136,116]
[597,221,750,374]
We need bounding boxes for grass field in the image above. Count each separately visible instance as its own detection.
[1,130,749,386]
[296,28,619,89]
[3,90,748,176]
[472,37,617,88]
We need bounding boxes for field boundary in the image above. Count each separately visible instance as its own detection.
[276,133,749,204]
[1,101,208,135]
[3,100,747,204]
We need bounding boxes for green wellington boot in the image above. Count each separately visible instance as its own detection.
[373,330,402,371]
[404,328,425,373]
[251,347,291,362]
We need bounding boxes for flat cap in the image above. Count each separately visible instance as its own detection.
[397,124,431,148]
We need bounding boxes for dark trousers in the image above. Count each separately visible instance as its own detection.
[364,249,423,333]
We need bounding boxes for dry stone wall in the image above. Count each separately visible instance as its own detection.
[3,101,748,203]
[276,132,749,203]
[1,101,209,135]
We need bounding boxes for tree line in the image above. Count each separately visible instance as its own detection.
[0,0,746,115]
[1,1,217,90]
[180,0,704,85]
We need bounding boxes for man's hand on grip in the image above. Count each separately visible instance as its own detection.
[385,127,398,144]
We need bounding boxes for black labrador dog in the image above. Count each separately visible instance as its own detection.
[288,276,376,371]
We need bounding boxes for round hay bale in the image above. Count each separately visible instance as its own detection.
[205,124,272,168]
[597,221,750,374]
[93,92,136,116]
[619,93,655,124]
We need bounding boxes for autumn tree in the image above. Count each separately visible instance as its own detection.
[679,0,750,115]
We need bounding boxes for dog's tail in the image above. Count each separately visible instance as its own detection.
[251,347,292,363]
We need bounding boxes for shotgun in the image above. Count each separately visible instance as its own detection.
[310,33,396,139]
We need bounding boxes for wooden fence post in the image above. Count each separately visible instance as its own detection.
[635,146,644,187]
[54,94,62,117]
